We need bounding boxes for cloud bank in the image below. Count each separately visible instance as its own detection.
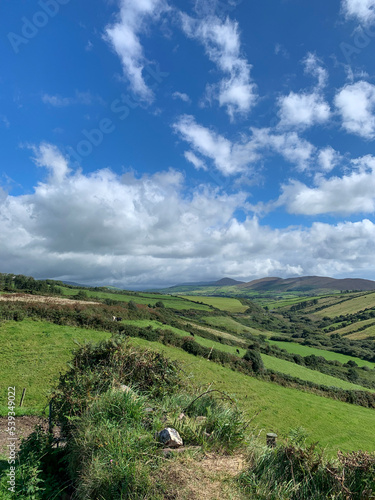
[1,144,375,286]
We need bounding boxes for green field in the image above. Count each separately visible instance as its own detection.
[261,354,374,392]
[202,315,267,335]
[180,296,248,313]
[311,292,375,318]
[0,320,110,413]
[60,286,212,311]
[158,328,374,393]
[130,337,375,455]
[268,340,375,369]
[333,318,375,339]
[1,319,375,454]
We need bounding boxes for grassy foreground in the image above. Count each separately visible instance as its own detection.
[131,338,375,455]
[1,319,374,454]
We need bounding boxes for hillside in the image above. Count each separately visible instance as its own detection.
[153,275,375,298]
[239,276,375,292]
[1,272,375,498]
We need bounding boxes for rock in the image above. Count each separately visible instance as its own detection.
[157,427,183,448]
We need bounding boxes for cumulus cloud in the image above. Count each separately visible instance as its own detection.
[342,0,375,24]
[180,14,257,118]
[277,53,330,129]
[250,128,315,171]
[1,144,375,285]
[174,116,315,174]
[30,143,71,184]
[278,92,330,129]
[173,114,259,175]
[335,81,375,139]
[104,0,168,102]
[278,155,375,215]
[317,147,342,172]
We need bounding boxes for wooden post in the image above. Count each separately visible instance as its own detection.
[19,388,26,407]
[266,432,277,448]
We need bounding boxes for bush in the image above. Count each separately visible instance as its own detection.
[243,349,265,373]
[50,337,181,437]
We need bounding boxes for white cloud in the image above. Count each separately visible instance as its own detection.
[278,92,330,129]
[104,0,168,102]
[174,116,315,174]
[317,147,342,172]
[184,151,207,170]
[42,94,71,107]
[250,128,315,171]
[42,91,102,107]
[181,14,257,118]
[335,81,375,139]
[0,115,10,128]
[172,91,191,103]
[30,143,71,184]
[342,0,375,24]
[174,115,259,175]
[303,53,328,89]
[277,53,330,130]
[2,143,375,285]
[278,155,375,215]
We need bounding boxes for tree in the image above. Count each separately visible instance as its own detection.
[243,349,265,373]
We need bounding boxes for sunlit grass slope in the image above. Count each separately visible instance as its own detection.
[268,340,375,369]
[60,286,212,311]
[130,337,375,455]
[1,319,375,455]
[180,296,248,313]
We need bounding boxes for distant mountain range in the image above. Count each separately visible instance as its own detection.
[238,276,375,292]
[158,276,375,294]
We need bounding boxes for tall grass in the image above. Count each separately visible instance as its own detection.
[68,389,164,500]
[239,429,375,499]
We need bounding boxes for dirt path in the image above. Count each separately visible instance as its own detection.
[0,293,99,306]
[162,452,246,499]
[0,416,48,457]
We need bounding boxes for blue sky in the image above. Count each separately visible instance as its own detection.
[1,0,375,288]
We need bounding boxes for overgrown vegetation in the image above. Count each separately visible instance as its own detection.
[0,337,249,499]
[239,428,375,499]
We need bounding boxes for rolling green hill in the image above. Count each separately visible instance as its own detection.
[1,318,374,455]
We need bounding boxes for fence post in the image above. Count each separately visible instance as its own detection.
[266,432,277,448]
[19,388,26,407]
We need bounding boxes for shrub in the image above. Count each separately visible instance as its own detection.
[243,349,265,373]
[50,337,181,437]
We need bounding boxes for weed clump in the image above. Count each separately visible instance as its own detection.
[239,428,375,499]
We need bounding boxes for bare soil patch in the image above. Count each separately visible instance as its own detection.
[161,452,245,499]
[0,416,47,457]
[0,293,99,306]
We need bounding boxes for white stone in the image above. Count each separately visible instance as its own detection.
[158,427,183,448]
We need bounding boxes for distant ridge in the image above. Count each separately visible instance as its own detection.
[211,277,245,286]
[238,276,375,292]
